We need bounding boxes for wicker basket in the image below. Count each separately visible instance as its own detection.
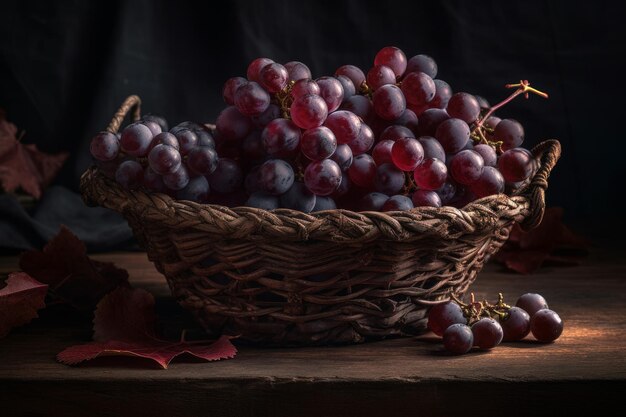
[81,95,561,346]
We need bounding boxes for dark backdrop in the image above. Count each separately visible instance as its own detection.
[1,0,625,247]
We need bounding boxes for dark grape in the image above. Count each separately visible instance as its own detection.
[241,130,266,162]
[349,124,375,155]
[216,106,252,142]
[194,128,216,149]
[142,166,166,193]
[280,182,316,212]
[187,146,218,176]
[381,194,413,211]
[140,120,162,137]
[148,144,182,175]
[443,324,473,355]
[498,148,533,182]
[291,79,320,99]
[435,118,470,154]
[290,94,328,129]
[374,163,405,195]
[418,136,446,161]
[324,110,361,144]
[471,318,503,349]
[90,131,120,161]
[495,119,525,151]
[149,132,179,151]
[330,144,353,171]
[358,192,389,211]
[411,189,442,207]
[259,63,289,93]
[304,159,342,196]
[372,140,394,165]
[341,95,374,122]
[335,65,366,91]
[473,144,497,167]
[259,159,295,195]
[516,293,549,317]
[142,114,169,132]
[393,109,419,133]
[406,54,437,78]
[348,154,377,187]
[414,158,447,190]
[222,76,248,105]
[234,81,270,116]
[475,95,490,109]
[391,137,424,171]
[417,108,450,137]
[262,118,301,157]
[208,158,243,193]
[332,172,351,198]
[530,309,563,342]
[437,181,457,205]
[470,166,505,198]
[366,65,396,90]
[400,72,436,106]
[120,123,153,157]
[372,84,406,121]
[312,196,337,211]
[374,46,407,77]
[380,125,414,142]
[335,75,355,100]
[301,126,337,161]
[115,160,144,189]
[246,192,280,210]
[163,165,190,191]
[446,92,481,124]
[173,129,198,156]
[427,301,467,336]
[501,306,531,341]
[450,150,484,185]
[316,76,345,112]
[247,57,274,82]
[284,61,311,82]
[430,79,452,109]
[250,104,281,128]
[177,175,210,203]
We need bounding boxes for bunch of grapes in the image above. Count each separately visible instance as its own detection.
[428,292,563,355]
[90,46,548,212]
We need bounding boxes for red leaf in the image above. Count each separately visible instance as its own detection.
[57,335,237,369]
[0,272,48,338]
[0,110,68,199]
[19,226,129,310]
[57,287,237,368]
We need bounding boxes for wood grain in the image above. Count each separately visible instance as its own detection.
[1,251,624,416]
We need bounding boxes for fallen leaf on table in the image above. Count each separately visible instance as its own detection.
[493,207,588,274]
[57,286,237,369]
[0,109,68,199]
[0,272,48,338]
[19,225,129,310]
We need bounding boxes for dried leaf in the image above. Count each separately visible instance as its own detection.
[19,226,129,310]
[494,207,588,274]
[57,287,236,369]
[0,272,48,338]
[0,110,68,198]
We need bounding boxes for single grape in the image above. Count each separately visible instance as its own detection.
[324,110,361,144]
[418,108,450,137]
[330,144,353,171]
[498,148,533,182]
[208,158,243,193]
[284,61,311,82]
[501,306,531,341]
[173,129,198,156]
[194,128,216,149]
[163,165,190,191]
[332,171,351,197]
[312,196,337,211]
[216,106,252,142]
[222,77,248,105]
[475,95,490,109]
[516,293,549,317]
[335,65,366,91]
[372,84,406,121]
[250,103,281,128]
[374,46,407,77]
[120,123,153,157]
[374,163,405,195]
[471,317,503,349]
[393,109,419,133]
[187,146,218,176]
[405,54,437,78]
[316,76,344,112]
[340,95,374,122]
[335,75,355,100]
[400,72,436,106]
[381,194,413,211]
[380,125,414,142]
[427,301,467,336]
[115,160,144,189]
[301,126,337,161]
[391,137,424,171]
[470,166,505,198]
[142,114,169,132]
[450,150,485,185]
[348,124,374,155]
[304,159,342,196]
[443,324,473,355]
[357,192,389,211]
[495,119,525,151]
[437,181,457,205]
[261,118,301,157]
[259,63,289,93]
[148,144,182,175]
[414,158,447,190]
[412,189,442,207]
[280,182,316,212]
[473,144,497,167]
[290,94,328,129]
[366,64,396,90]
[446,92,481,124]
[372,140,395,165]
[234,81,270,116]
[142,166,166,193]
[141,120,162,137]
[246,192,280,210]
[177,175,210,203]
[430,79,452,109]
[418,136,446,161]
[348,154,377,187]
[291,79,320,99]
[435,118,470,154]
[247,57,274,83]
[530,309,563,342]
[259,159,295,195]
[90,131,120,161]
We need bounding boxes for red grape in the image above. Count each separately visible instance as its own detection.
[335,64,366,91]
[414,158,447,190]
[259,63,289,93]
[366,64,396,90]
[259,159,295,195]
[187,146,218,176]
[348,154,377,187]
[163,165,190,191]
[470,166,505,197]
[304,159,342,196]
[374,46,407,77]
[234,81,270,116]
[400,71,436,106]
[291,79,320,99]
[516,293,549,317]
[324,110,361,144]
[247,57,274,82]
[301,126,337,161]
[495,119,525,151]
[222,77,248,105]
[473,144,497,167]
[284,61,311,82]
[406,54,438,78]
[443,324,473,355]
[417,108,450,137]
[148,144,181,175]
[428,301,467,336]
[120,123,153,157]
[216,106,252,142]
[372,84,406,121]
[381,195,413,211]
[90,131,120,161]
[498,148,533,182]
[262,118,301,157]
[530,309,563,342]
[412,189,442,207]
[372,140,395,165]
[471,318,503,349]
[290,94,328,129]
[501,306,531,341]
[435,118,470,154]
[446,92,481,124]
[316,76,344,112]
[348,124,375,155]
[391,137,424,171]
[450,150,485,185]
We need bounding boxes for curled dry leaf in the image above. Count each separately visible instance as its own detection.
[494,207,588,274]
[57,286,237,369]
[19,225,128,310]
[0,272,48,338]
[0,109,68,199]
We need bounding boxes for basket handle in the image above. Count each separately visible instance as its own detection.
[518,139,562,230]
[106,95,142,133]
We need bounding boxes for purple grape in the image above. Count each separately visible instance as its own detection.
[372,140,394,165]
[430,79,452,109]
[259,63,289,93]
[222,76,248,105]
[401,71,436,106]
[290,94,328,129]
[304,159,342,196]
[216,106,252,142]
[443,324,473,355]
[381,195,413,211]
[530,309,563,342]
[208,158,243,193]
[418,136,446,161]
[380,125,414,142]
[450,150,484,185]
[177,175,210,203]
[406,54,437,78]
[173,129,198,156]
[495,119,524,151]
[348,123,374,155]
[417,108,450,137]
[414,158,447,190]
[142,114,169,132]
[141,120,162,136]
[301,126,337,161]
[391,137,425,171]
[447,92,481,124]
[261,118,301,157]
[366,64,396,90]
[348,154,377,187]
[187,146,218,176]
[471,317,503,349]
[280,182,316,212]
[357,192,389,211]
[498,148,533,182]
[150,132,179,151]
[148,144,182,175]
[501,306,531,341]
[470,166,505,198]
[115,160,144,189]
[247,57,274,83]
[335,75,355,100]
[246,192,280,210]
[241,130,266,162]
[324,110,361,145]
[284,61,311,82]
[340,95,374,122]
[163,165,190,191]
[393,109,419,132]
[412,189,442,207]
[435,118,470,154]
[437,181,457,205]
[90,131,120,161]
[516,293,549,317]
[250,104,281,128]
[374,163,405,195]
[316,76,344,112]
[428,301,467,336]
[374,46,407,77]
[259,159,294,195]
[142,166,166,193]
[335,65,366,91]
[330,144,353,171]
[332,171,351,198]
[120,123,153,157]
[234,81,270,116]
[291,79,320,99]
[312,196,337,211]
[372,84,406,121]
[473,144,497,167]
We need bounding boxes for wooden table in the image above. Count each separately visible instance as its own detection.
[1,250,624,417]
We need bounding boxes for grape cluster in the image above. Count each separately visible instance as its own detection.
[90,46,547,211]
[428,292,563,355]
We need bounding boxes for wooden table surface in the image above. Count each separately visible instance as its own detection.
[1,250,625,417]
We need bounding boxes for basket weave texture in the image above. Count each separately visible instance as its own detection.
[81,95,561,345]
